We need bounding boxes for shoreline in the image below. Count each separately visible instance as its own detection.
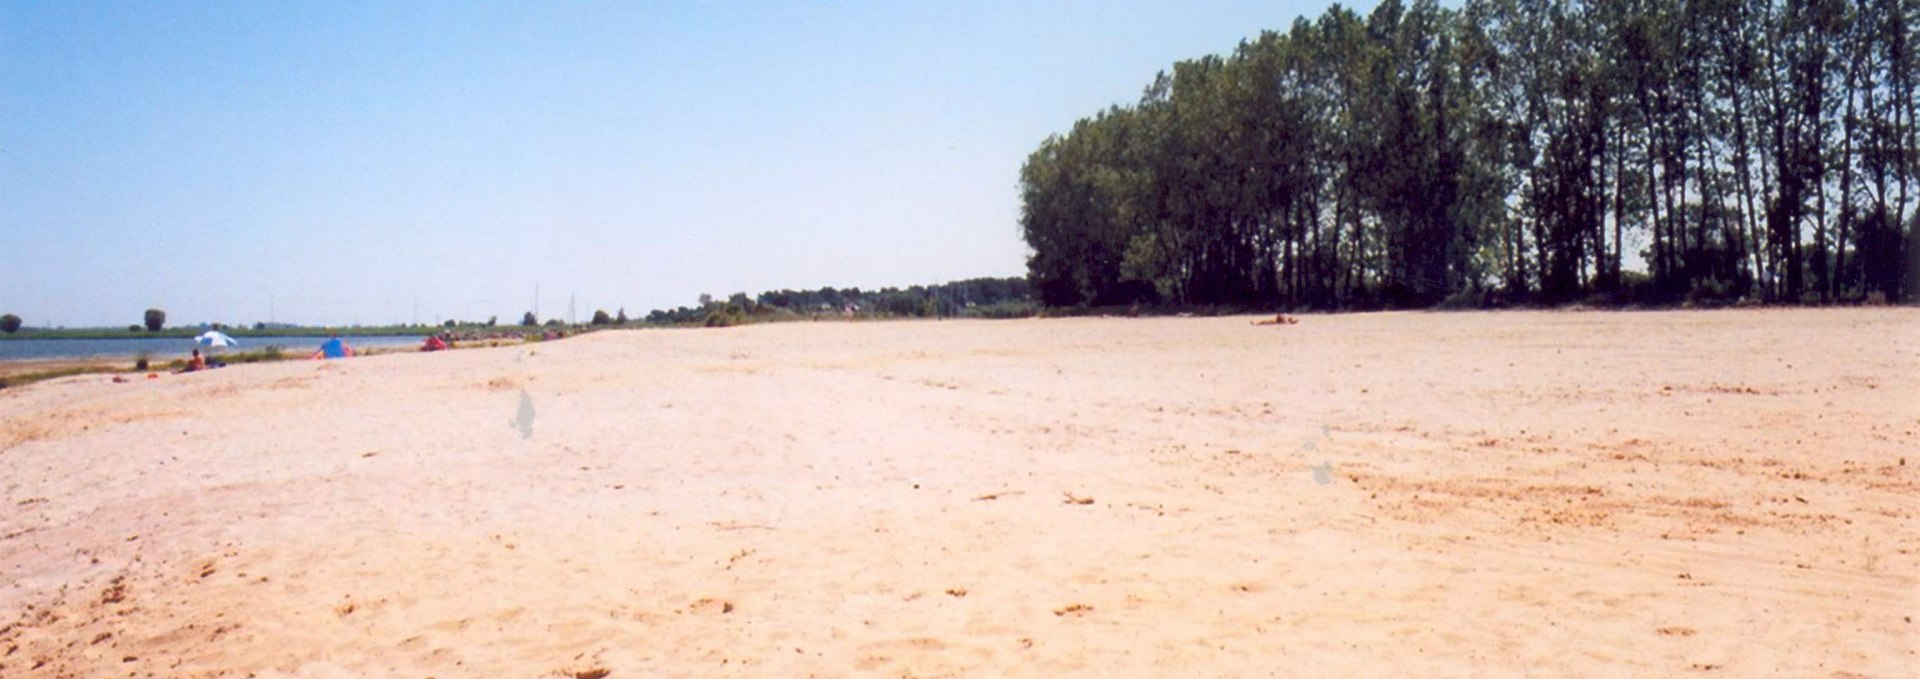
[0,334,556,389]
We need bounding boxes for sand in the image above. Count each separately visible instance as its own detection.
[1,309,1914,677]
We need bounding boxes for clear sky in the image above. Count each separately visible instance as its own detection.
[2,1,1372,328]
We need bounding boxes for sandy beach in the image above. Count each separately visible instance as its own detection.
[1,309,1914,677]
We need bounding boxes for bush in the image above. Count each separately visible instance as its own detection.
[962,301,1038,319]
[144,308,166,332]
[521,312,538,327]
[1682,278,1737,307]
[0,313,20,334]
[591,310,612,325]
[1435,289,1485,310]
[1617,270,1661,305]
[219,345,287,365]
[703,305,748,327]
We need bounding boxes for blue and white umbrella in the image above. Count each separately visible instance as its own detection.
[193,331,239,349]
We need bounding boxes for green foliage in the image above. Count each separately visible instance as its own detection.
[591,309,613,325]
[143,308,165,332]
[1435,289,1488,311]
[1686,278,1739,307]
[643,277,1033,324]
[0,314,19,334]
[961,301,1039,319]
[703,305,748,327]
[521,311,538,327]
[216,345,289,365]
[1019,0,1918,309]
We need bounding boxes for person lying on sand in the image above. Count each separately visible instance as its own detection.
[1252,314,1299,326]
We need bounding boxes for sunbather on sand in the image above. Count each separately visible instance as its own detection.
[179,348,206,373]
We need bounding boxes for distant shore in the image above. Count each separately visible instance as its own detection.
[0,325,447,341]
[0,332,556,389]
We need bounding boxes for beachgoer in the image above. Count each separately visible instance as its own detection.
[422,335,448,352]
[187,348,206,371]
[311,335,354,360]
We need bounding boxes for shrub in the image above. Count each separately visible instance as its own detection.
[1683,278,1737,307]
[0,313,20,334]
[1435,289,1485,310]
[703,305,748,327]
[144,308,166,332]
[962,301,1038,319]
[591,310,612,325]
[521,312,538,327]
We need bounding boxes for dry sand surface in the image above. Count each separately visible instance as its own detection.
[2,309,1915,677]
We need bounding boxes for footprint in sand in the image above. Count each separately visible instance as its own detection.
[1312,460,1333,485]
[509,389,535,439]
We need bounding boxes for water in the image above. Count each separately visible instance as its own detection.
[0,335,429,361]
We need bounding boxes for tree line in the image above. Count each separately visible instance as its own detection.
[1020,0,1918,309]
[641,277,1035,325]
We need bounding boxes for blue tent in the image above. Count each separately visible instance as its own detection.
[313,337,353,359]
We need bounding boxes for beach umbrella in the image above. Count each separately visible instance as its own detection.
[194,331,239,349]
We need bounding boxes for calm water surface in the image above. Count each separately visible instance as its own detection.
[0,336,427,361]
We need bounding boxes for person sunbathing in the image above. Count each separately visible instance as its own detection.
[180,348,207,373]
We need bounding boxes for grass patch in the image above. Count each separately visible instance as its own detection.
[211,345,288,365]
[0,365,123,390]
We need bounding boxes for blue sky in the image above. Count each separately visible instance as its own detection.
[2,1,1369,327]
